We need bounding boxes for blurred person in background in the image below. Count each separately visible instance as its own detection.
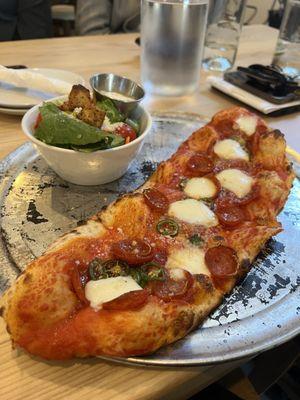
[76,0,140,35]
[0,0,52,42]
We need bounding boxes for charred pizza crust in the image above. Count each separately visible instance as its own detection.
[0,107,295,360]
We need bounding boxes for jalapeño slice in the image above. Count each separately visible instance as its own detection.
[88,258,129,280]
[156,219,179,237]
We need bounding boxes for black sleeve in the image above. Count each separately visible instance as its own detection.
[16,0,53,40]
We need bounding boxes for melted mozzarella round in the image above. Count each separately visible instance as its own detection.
[216,168,254,198]
[168,199,218,227]
[184,177,217,199]
[235,115,257,136]
[214,139,249,161]
[166,246,210,276]
[85,276,142,311]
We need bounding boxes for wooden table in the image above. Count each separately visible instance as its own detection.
[0,25,298,400]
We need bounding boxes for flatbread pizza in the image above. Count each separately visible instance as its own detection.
[0,107,294,360]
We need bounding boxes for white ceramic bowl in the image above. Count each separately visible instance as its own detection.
[21,96,152,185]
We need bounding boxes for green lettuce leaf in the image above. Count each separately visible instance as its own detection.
[34,103,124,149]
[96,98,125,123]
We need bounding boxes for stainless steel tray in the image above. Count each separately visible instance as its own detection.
[0,113,299,366]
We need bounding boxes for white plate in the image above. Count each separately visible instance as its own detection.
[0,68,85,109]
[0,106,29,116]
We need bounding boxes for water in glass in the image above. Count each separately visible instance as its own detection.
[141,0,208,96]
[202,0,246,72]
[272,0,300,80]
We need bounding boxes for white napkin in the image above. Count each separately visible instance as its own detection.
[0,65,72,95]
[208,76,300,114]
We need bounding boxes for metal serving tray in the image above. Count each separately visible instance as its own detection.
[0,113,299,366]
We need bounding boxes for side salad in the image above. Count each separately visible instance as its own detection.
[34,84,141,152]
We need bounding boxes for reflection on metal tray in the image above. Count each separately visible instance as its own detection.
[0,112,299,366]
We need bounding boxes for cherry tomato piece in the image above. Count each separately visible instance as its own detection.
[111,239,153,265]
[102,290,149,311]
[143,188,169,212]
[186,154,214,177]
[216,205,245,227]
[205,246,238,278]
[116,123,137,143]
[34,113,42,129]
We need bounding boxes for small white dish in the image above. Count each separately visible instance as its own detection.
[22,96,152,186]
[0,68,85,109]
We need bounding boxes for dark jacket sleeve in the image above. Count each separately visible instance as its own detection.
[0,0,17,41]
[17,0,53,40]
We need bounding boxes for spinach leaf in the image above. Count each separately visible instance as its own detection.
[189,234,203,247]
[96,98,125,123]
[34,103,123,149]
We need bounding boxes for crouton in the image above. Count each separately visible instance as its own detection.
[59,101,72,112]
[68,84,92,109]
[77,106,105,128]
[58,84,106,128]
[59,84,93,112]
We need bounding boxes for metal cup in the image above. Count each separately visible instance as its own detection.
[90,73,145,116]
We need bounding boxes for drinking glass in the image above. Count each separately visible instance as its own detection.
[141,0,209,96]
[272,0,300,80]
[202,0,247,72]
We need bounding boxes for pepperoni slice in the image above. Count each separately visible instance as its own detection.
[153,249,168,266]
[216,205,245,227]
[102,290,149,311]
[71,268,89,305]
[143,188,169,212]
[149,269,193,302]
[216,185,259,207]
[205,246,238,278]
[213,159,250,174]
[211,119,236,139]
[155,184,185,202]
[111,239,153,265]
[186,154,214,177]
